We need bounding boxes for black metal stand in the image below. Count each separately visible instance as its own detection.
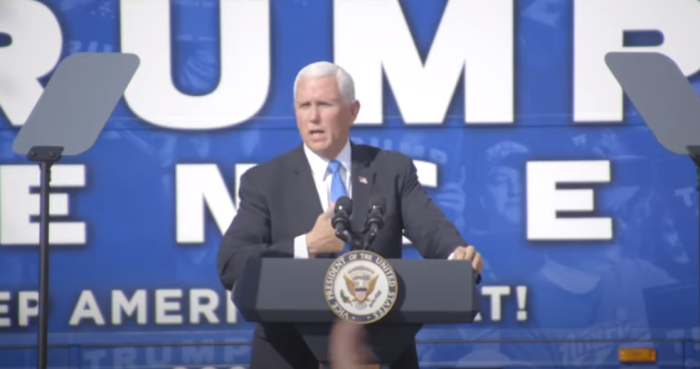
[27,146,63,369]
[334,228,369,251]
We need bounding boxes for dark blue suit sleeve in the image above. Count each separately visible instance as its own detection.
[399,157,467,259]
[217,170,295,290]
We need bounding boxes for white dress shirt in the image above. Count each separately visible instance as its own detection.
[292,140,458,260]
[293,141,352,258]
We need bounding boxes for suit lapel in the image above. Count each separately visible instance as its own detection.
[289,145,324,231]
[350,143,376,233]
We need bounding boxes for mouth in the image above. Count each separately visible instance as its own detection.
[309,129,325,138]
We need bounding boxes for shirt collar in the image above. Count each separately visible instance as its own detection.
[303,140,352,178]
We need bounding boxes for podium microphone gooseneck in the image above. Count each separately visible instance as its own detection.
[362,194,386,249]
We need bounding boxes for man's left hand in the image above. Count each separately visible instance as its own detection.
[451,245,483,274]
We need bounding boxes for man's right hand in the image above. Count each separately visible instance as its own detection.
[306,204,345,256]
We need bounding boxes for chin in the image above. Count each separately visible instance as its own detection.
[306,140,330,153]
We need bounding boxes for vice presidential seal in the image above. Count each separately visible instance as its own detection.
[324,250,398,324]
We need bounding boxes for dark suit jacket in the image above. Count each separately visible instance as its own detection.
[217,142,467,289]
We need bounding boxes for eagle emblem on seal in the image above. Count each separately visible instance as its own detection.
[342,265,381,310]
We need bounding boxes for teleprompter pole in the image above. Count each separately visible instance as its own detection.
[27,146,64,369]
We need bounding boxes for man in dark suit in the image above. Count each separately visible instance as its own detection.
[217,61,483,369]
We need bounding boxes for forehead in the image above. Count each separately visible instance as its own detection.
[295,75,341,101]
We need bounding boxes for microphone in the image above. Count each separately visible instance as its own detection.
[332,196,353,242]
[363,194,386,249]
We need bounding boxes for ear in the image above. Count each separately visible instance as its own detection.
[350,100,361,121]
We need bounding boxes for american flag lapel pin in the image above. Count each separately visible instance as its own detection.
[359,176,368,184]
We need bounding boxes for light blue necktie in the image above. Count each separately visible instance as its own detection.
[328,160,351,255]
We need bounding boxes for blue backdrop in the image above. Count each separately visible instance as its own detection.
[1,0,699,368]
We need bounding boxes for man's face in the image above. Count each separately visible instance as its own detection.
[484,166,523,226]
[295,75,359,158]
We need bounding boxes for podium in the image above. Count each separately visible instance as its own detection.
[233,256,480,366]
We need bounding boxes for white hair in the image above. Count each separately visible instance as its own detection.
[293,61,356,103]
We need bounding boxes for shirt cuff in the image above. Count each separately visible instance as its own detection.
[448,251,455,260]
[294,234,310,259]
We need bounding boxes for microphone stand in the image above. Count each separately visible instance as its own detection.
[334,229,367,251]
[334,225,379,251]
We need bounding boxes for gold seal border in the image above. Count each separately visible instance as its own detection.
[323,249,398,325]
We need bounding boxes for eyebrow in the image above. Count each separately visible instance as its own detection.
[296,99,339,105]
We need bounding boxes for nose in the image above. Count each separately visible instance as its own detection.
[309,106,321,123]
